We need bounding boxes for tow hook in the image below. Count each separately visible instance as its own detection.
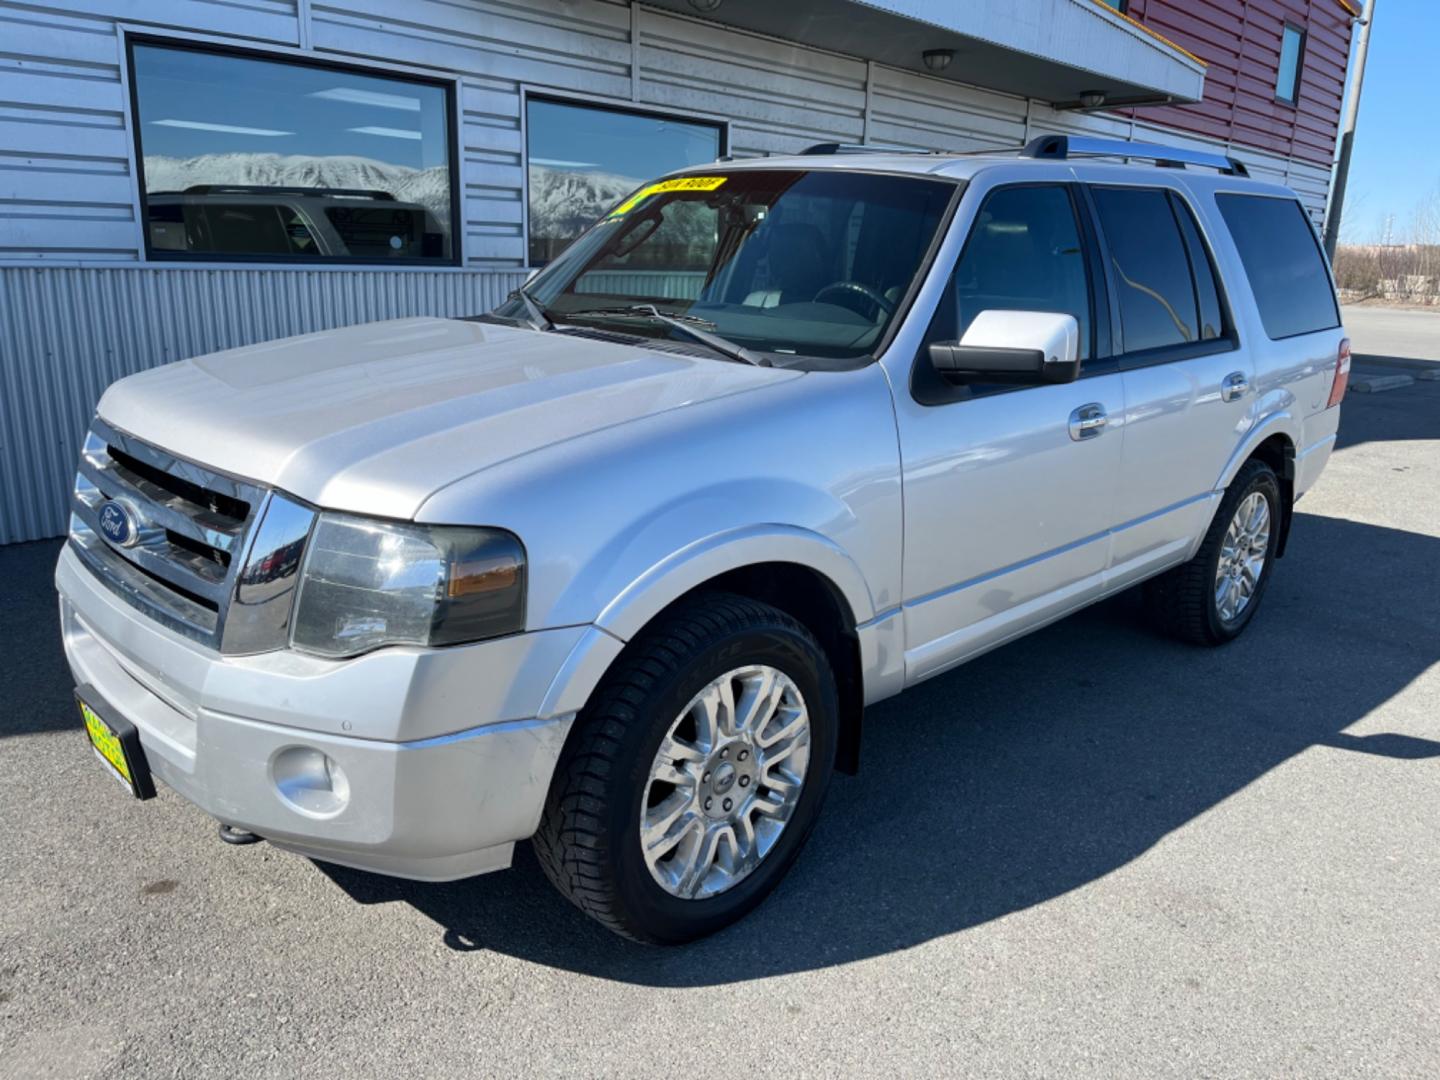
[217,823,263,845]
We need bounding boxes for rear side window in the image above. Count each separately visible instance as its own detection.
[1091,186,1205,354]
[1216,194,1339,339]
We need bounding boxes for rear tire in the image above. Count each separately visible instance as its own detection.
[533,592,837,944]
[1145,459,1282,646]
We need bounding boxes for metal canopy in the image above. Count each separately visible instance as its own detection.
[642,0,1206,107]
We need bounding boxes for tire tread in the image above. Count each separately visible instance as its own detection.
[1145,458,1279,646]
[533,591,826,942]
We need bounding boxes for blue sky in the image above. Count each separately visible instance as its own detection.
[1336,0,1438,242]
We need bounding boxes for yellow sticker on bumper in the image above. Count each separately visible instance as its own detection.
[608,175,727,218]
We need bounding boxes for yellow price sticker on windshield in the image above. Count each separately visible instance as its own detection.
[607,176,727,218]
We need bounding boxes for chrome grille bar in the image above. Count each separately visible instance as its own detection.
[77,450,245,558]
[66,418,311,653]
[70,513,220,641]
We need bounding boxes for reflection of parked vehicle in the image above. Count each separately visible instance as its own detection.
[146,185,448,259]
[61,136,1346,945]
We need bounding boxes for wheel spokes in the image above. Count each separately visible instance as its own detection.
[675,823,724,896]
[1214,491,1273,623]
[690,679,735,749]
[755,705,806,750]
[651,734,704,786]
[642,799,700,865]
[1246,494,1270,535]
[640,664,812,901]
[734,668,782,737]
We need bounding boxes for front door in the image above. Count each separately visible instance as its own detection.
[887,179,1126,685]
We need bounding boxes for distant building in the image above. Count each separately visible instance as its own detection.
[0,0,1358,543]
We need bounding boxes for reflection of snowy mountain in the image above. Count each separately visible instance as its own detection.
[528,164,640,238]
[143,153,452,232]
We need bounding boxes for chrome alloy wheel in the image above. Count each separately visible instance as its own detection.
[1214,490,1271,622]
[639,665,811,900]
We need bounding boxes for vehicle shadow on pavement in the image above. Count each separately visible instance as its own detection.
[0,540,76,738]
[320,509,1440,984]
[1340,360,1440,450]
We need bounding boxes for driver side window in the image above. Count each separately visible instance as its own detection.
[932,184,1093,372]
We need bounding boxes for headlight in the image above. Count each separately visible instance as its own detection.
[290,513,525,659]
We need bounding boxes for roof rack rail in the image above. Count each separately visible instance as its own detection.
[1021,134,1249,177]
[180,185,398,199]
[801,142,935,156]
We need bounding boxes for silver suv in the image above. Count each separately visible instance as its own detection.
[58,136,1348,943]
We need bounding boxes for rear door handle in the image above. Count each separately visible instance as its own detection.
[1068,403,1107,441]
[1221,371,1250,402]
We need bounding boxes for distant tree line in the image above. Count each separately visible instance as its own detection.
[1331,183,1440,305]
[1333,244,1440,304]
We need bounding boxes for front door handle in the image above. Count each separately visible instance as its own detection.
[1221,371,1250,402]
[1068,403,1107,441]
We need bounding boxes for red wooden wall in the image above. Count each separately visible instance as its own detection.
[1123,0,1356,166]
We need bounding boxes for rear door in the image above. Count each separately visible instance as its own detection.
[1079,178,1252,587]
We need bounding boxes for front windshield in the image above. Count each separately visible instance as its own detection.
[494,169,956,362]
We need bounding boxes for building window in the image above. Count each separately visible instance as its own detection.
[1276,24,1305,104]
[526,97,724,265]
[1098,0,1129,13]
[128,39,458,263]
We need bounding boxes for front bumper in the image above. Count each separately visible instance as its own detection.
[56,544,577,881]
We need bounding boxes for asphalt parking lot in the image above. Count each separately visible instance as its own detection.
[2,307,1437,1078]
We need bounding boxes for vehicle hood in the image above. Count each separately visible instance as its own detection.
[97,317,802,520]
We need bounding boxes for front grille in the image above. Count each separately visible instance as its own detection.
[69,418,269,650]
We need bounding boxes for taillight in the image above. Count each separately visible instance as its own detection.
[1327,338,1351,408]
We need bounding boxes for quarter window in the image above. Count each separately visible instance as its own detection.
[941,185,1092,361]
[1172,197,1225,342]
[130,41,457,263]
[526,98,724,265]
[1276,25,1305,105]
[1217,194,1340,339]
[1091,187,1205,354]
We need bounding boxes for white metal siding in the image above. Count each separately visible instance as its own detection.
[0,266,527,543]
[0,0,1337,542]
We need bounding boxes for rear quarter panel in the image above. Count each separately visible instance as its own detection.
[1181,175,1346,495]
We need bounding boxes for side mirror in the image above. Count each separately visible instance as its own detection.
[928,310,1081,386]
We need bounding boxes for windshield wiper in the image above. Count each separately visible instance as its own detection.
[507,286,554,332]
[565,304,767,367]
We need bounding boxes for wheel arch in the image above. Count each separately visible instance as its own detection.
[540,534,873,775]
[1217,416,1298,558]
[1245,431,1297,557]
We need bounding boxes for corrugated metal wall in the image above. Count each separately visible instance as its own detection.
[0,0,1338,543]
[1123,0,1354,166]
[0,267,526,543]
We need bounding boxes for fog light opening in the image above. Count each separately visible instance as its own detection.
[271,746,350,818]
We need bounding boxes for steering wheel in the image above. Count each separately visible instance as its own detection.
[812,281,895,320]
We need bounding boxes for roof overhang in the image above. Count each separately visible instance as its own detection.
[642,0,1206,107]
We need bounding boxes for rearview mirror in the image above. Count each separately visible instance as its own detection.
[610,211,662,258]
[928,310,1080,386]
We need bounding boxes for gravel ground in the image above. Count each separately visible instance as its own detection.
[2,309,1437,1079]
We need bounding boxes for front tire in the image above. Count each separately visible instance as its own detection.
[533,592,837,944]
[1145,458,1282,645]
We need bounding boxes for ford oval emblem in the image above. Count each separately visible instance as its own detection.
[98,499,139,548]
